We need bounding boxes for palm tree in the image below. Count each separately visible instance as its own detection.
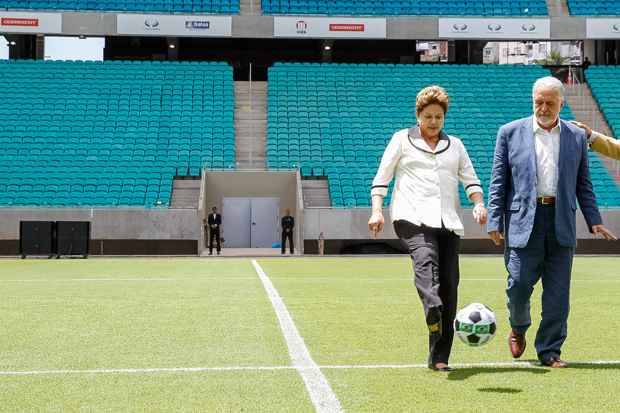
[536,50,570,66]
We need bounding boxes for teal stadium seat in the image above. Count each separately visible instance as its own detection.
[0,60,234,208]
[268,63,620,207]
[567,0,620,15]
[262,0,547,16]
[1,0,239,14]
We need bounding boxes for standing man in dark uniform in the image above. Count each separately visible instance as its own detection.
[208,206,222,255]
[281,209,295,255]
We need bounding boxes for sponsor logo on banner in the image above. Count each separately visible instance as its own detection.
[451,23,469,33]
[439,18,549,39]
[329,23,365,32]
[185,20,210,30]
[117,14,231,36]
[274,16,386,38]
[144,18,160,31]
[296,20,308,34]
[487,23,503,32]
[0,12,61,33]
[521,23,537,32]
[586,18,620,38]
[1,17,39,27]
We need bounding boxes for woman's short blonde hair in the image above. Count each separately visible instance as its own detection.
[416,85,449,115]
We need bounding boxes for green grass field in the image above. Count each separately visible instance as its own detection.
[1,257,619,412]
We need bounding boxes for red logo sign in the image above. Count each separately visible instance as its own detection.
[296,20,307,34]
[329,24,365,32]
[1,18,39,27]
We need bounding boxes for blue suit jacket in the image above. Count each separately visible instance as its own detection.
[487,116,602,248]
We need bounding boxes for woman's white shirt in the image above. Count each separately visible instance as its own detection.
[371,127,483,236]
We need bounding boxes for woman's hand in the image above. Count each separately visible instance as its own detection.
[472,203,488,225]
[368,211,385,238]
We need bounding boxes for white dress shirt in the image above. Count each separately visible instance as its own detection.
[371,127,483,236]
[533,117,561,197]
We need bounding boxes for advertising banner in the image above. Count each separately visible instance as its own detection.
[274,17,386,39]
[117,14,232,37]
[0,11,62,34]
[586,18,620,39]
[439,18,550,39]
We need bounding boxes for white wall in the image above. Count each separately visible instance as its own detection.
[0,36,9,60]
[44,36,105,61]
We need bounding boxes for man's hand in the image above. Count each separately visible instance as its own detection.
[570,120,593,139]
[489,230,504,246]
[592,224,618,241]
[472,203,488,225]
[368,211,385,238]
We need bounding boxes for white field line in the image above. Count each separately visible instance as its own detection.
[2,360,620,376]
[1,277,619,283]
[251,260,343,413]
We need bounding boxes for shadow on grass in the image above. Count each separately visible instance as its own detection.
[447,361,620,380]
[478,387,523,394]
[447,366,548,381]
[564,362,620,371]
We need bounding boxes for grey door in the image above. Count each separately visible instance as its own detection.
[222,197,280,248]
[250,197,280,248]
[222,197,251,248]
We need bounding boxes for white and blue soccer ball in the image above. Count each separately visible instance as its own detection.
[454,303,497,347]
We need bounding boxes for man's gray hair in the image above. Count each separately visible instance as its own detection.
[532,76,564,97]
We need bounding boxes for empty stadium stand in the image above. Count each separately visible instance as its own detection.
[268,63,620,208]
[587,65,620,142]
[0,59,234,207]
[262,0,547,16]
[567,0,620,15]
[1,0,239,13]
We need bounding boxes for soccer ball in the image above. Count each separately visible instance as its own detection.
[454,303,497,347]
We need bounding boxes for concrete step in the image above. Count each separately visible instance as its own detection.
[235,82,267,89]
[235,80,268,169]
[236,140,266,145]
[170,177,200,209]
[234,93,267,97]
[301,178,331,207]
[545,0,569,16]
[565,83,618,182]
[236,104,267,109]
[173,180,201,189]
[235,114,267,121]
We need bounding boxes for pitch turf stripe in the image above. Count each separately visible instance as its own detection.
[3,277,620,283]
[0,279,180,282]
[251,260,343,413]
[2,361,620,376]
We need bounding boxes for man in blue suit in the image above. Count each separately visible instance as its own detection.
[487,76,616,368]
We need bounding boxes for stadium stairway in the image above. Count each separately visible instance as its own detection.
[235,81,268,169]
[301,178,331,207]
[240,0,261,14]
[169,177,201,208]
[564,83,620,187]
[546,0,569,16]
